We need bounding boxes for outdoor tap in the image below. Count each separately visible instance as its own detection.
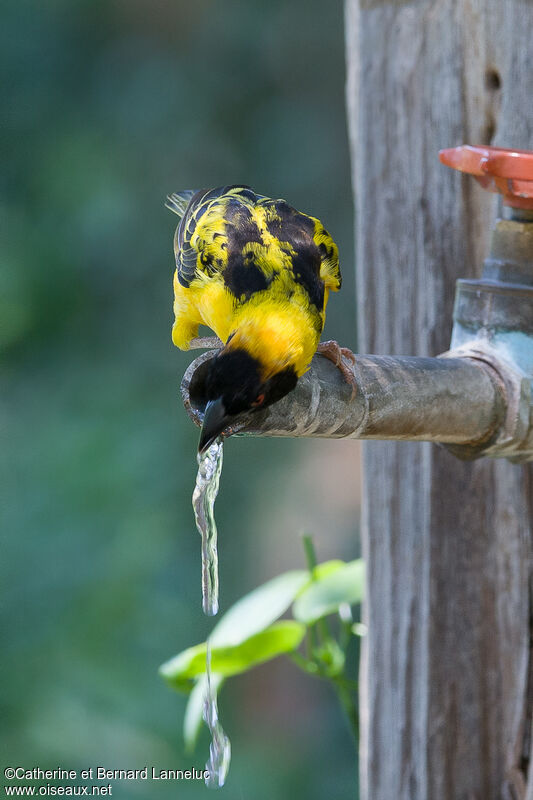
[440,145,533,461]
[181,147,533,462]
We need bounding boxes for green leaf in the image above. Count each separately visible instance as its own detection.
[311,559,345,582]
[210,569,309,647]
[293,559,365,624]
[183,674,224,752]
[160,621,306,688]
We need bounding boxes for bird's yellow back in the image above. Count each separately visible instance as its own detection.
[169,186,341,378]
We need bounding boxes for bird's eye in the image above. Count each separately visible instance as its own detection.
[251,393,265,408]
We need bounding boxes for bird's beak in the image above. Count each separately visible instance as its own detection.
[198,398,232,453]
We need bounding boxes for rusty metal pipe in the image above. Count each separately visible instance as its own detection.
[181,349,505,454]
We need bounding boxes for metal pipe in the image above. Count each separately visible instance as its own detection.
[181,349,505,454]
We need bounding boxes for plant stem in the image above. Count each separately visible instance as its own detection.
[301,533,333,645]
[333,677,359,747]
[299,533,360,751]
[288,651,319,675]
[302,533,318,572]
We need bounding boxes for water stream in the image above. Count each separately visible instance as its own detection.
[203,641,231,787]
[192,438,231,787]
[192,439,224,617]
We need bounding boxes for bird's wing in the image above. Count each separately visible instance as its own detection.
[169,186,256,288]
[165,190,195,218]
[256,199,342,298]
[168,188,211,288]
[311,218,342,292]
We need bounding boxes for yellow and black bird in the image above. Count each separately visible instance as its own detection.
[167,185,352,451]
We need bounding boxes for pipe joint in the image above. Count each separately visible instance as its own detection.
[439,344,532,461]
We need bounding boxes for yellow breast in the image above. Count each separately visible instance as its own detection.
[227,298,321,379]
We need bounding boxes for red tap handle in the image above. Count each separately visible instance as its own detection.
[439,145,533,209]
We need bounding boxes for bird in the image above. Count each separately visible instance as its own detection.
[167,185,355,451]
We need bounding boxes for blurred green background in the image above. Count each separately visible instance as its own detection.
[2,0,361,797]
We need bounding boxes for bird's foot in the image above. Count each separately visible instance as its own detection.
[317,340,357,398]
[188,336,224,350]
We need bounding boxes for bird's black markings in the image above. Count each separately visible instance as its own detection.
[265,200,315,240]
[224,201,264,248]
[206,349,298,416]
[175,187,251,288]
[224,254,270,300]
[290,246,324,310]
[223,201,272,300]
[262,367,298,407]
[206,349,262,415]
[264,201,325,310]
[318,242,329,260]
[233,188,259,202]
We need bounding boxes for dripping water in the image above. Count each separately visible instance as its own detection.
[203,641,231,787]
[193,438,224,617]
[192,438,231,787]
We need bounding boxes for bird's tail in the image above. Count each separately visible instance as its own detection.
[165,190,196,218]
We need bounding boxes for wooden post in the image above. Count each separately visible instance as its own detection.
[344,2,533,798]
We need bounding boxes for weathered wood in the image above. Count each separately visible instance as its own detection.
[344,1,533,798]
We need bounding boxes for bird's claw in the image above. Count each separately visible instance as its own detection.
[317,340,357,399]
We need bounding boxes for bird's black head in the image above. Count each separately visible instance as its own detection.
[198,349,298,452]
